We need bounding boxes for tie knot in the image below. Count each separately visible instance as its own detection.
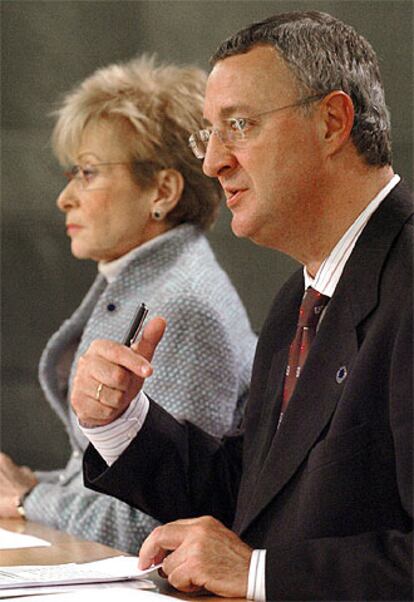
[298,287,330,328]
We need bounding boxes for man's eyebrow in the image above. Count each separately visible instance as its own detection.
[203,104,256,125]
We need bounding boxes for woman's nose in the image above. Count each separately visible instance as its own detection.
[56,180,79,212]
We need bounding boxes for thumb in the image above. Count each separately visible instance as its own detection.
[132,316,166,363]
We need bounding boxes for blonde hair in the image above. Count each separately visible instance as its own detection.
[52,55,222,229]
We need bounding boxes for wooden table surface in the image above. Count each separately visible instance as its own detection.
[0,518,123,566]
[0,518,244,601]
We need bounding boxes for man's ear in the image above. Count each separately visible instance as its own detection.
[150,169,184,221]
[319,91,355,157]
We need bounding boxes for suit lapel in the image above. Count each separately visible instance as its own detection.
[242,275,302,472]
[233,274,302,532]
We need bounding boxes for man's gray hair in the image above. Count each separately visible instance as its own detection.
[211,11,392,166]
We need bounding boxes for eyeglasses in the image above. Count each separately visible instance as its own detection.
[188,94,325,159]
[63,162,135,191]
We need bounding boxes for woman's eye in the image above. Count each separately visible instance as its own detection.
[81,166,98,180]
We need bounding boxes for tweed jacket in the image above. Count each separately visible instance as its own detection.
[84,183,413,599]
[25,224,256,553]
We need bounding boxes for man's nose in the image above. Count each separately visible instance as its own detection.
[202,132,237,179]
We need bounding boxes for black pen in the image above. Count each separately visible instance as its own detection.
[122,302,149,347]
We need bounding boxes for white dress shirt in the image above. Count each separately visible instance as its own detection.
[81,174,400,601]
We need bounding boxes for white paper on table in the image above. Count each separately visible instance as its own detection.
[0,577,156,598]
[0,528,51,550]
[0,585,173,601]
[0,556,162,590]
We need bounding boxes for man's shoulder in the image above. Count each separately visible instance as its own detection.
[382,179,414,225]
[346,179,413,279]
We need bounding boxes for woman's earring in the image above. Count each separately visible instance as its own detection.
[152,210,163,220]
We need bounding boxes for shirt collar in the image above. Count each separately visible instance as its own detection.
[98,245,143,283]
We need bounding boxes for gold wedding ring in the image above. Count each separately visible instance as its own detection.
[95,382,104,401]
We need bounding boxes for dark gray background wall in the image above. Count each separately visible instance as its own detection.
[1,0,413,470]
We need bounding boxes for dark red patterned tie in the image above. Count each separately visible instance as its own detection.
[279,287,329,425]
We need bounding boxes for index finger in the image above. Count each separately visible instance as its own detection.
[86,339,152,380]
[138,523,186,570]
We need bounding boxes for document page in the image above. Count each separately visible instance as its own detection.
[0,556,161,589]
[0,578,156,599]
[3,585,173,602]
[0,528,50,549]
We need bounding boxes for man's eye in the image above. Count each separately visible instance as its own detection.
[229,118,249,132]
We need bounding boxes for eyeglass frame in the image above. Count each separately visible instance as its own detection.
[63,160,161,190]
[188,93,326,159]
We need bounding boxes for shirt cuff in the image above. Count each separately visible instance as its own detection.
[247,549,266,601]
[79,391,150,466]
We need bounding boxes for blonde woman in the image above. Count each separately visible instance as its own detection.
[0,56,256,553]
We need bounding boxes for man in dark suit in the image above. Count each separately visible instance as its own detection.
[71,11,413,600]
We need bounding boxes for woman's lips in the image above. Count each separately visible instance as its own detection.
[66,224,83,235]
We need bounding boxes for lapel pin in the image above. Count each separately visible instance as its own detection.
[336,366,347,384]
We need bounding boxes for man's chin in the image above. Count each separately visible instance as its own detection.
[229,214,250,240]
[230,215,263,245]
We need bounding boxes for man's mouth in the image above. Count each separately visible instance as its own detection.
[224,187,248,208]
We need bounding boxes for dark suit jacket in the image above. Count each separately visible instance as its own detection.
[84,181,413,600]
